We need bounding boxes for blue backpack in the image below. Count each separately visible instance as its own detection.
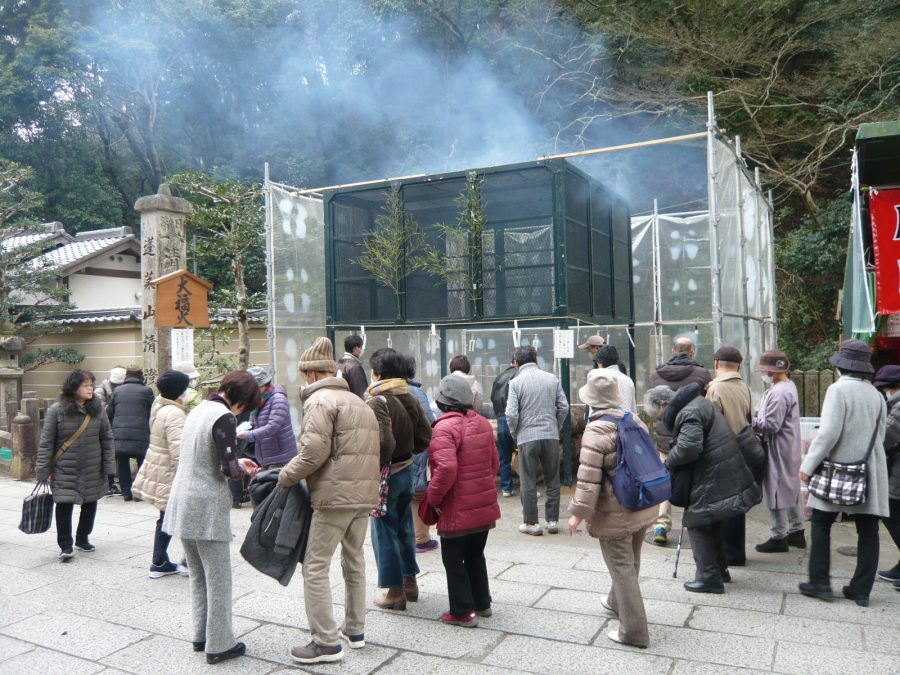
[599,412,672,511]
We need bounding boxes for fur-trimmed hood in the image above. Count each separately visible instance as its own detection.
[663,383,702,431]
[59,394,104,417]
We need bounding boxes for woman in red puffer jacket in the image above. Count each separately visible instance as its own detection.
[426,374,500,628]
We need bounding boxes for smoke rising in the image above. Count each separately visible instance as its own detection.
[69,0,707,211]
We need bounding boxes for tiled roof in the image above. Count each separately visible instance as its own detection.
[1,231,60,252]
[39,307,268,326]
[34,236,133,270]
[53,307,141,325]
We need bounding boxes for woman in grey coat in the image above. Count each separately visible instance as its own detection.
[799,341,889,606]
[36,369,115,560]
[163,370,260,665]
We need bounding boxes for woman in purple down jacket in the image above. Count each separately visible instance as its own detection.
[236,367,297,469]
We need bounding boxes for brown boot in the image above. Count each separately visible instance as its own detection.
[404,575,419,602]
[374,587,406,610]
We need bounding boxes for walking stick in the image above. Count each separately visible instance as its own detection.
[672,527,685,578]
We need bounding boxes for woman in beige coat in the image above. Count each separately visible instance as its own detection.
[568,369,657,648]
[133,370,190,578]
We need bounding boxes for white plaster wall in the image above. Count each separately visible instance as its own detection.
[69,274,141,309]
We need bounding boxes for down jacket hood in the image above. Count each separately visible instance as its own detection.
[655,354,709,384]
[663,383,703,431]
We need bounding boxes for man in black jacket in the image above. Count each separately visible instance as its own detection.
[649,337,712,545]
[490,357,517,498]
[336,335,368,399]
[646,383,760,594]
[107,368,155,501]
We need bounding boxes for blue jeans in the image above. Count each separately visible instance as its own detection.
[370,465,419,587]
[496,416,514,492]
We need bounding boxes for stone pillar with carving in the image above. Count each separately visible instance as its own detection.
[134,185,193,384]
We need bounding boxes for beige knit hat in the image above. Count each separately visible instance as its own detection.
[298,337,336,373]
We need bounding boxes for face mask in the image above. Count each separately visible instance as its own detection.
[760,374,773,384]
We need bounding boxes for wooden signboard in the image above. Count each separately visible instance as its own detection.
[151,269,213,328]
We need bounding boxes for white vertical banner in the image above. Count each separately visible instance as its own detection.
[553,329,575,359]
[170,329,195,367]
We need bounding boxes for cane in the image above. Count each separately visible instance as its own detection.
[672,527,685,579]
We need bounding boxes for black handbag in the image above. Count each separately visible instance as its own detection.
[669,466,693,507]
[18,481,54,534]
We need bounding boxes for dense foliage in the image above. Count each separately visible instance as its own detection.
[1,0,897,365]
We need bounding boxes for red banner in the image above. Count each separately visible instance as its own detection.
[871,187,900,314]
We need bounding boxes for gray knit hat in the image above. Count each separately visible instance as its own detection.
[436,374,474,408]
[298,337,336,373]
[248,365,273,386]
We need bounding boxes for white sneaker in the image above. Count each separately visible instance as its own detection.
[607,629,625,645]
[502,490,515,498]
[546,521,559,534]
[607,629,646,648]
[518,523,543,536]
[339,630,365,649]
[600,595,616,614]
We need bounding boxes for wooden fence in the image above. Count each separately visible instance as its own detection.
[791,370,835,418]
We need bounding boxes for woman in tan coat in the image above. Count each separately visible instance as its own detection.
[567,369,657,648]
[133,370,190,578]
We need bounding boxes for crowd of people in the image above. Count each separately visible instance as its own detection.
[30,332,899,663]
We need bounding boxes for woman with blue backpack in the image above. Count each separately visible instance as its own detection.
[567,369,660,648]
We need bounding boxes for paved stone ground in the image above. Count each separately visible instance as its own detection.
[0,474,898,674]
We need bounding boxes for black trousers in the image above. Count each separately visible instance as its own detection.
[440,530,491,618]
[883,498,900,565]
[722,514,746,565]
[809,509,880,597]
[117,455,143,497]
[55,501,98,550]
[153,510,172,566]
[688,521,727,585]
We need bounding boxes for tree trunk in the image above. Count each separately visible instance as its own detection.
[233,255,250,370]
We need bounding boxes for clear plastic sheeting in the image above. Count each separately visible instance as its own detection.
[267,184,327,425]
[626,136,776,404]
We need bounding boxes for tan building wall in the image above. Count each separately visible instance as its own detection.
[22,323,271,402]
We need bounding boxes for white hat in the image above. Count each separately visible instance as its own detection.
[173,361,200,380]
[109,367,127,385]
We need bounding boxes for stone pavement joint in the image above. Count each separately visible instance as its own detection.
[0,475,898,674]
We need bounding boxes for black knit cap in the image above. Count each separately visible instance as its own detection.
[156,370,190,401]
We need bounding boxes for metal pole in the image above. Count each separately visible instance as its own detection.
[290,132,707,197]
[706,91,725,350]
[767,188,778,345]
[539,132,707,161]
[651,200,665,363]
[264,162,277,379]
[734,136,753,377]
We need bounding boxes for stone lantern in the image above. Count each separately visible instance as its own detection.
[0,336,26,424]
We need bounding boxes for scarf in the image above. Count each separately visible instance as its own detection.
[366,377,409,399]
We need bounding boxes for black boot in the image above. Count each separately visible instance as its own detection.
[798,582,833,602]
[206,642,246,665]
[787,530,806,548]
[755,537,789,553]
